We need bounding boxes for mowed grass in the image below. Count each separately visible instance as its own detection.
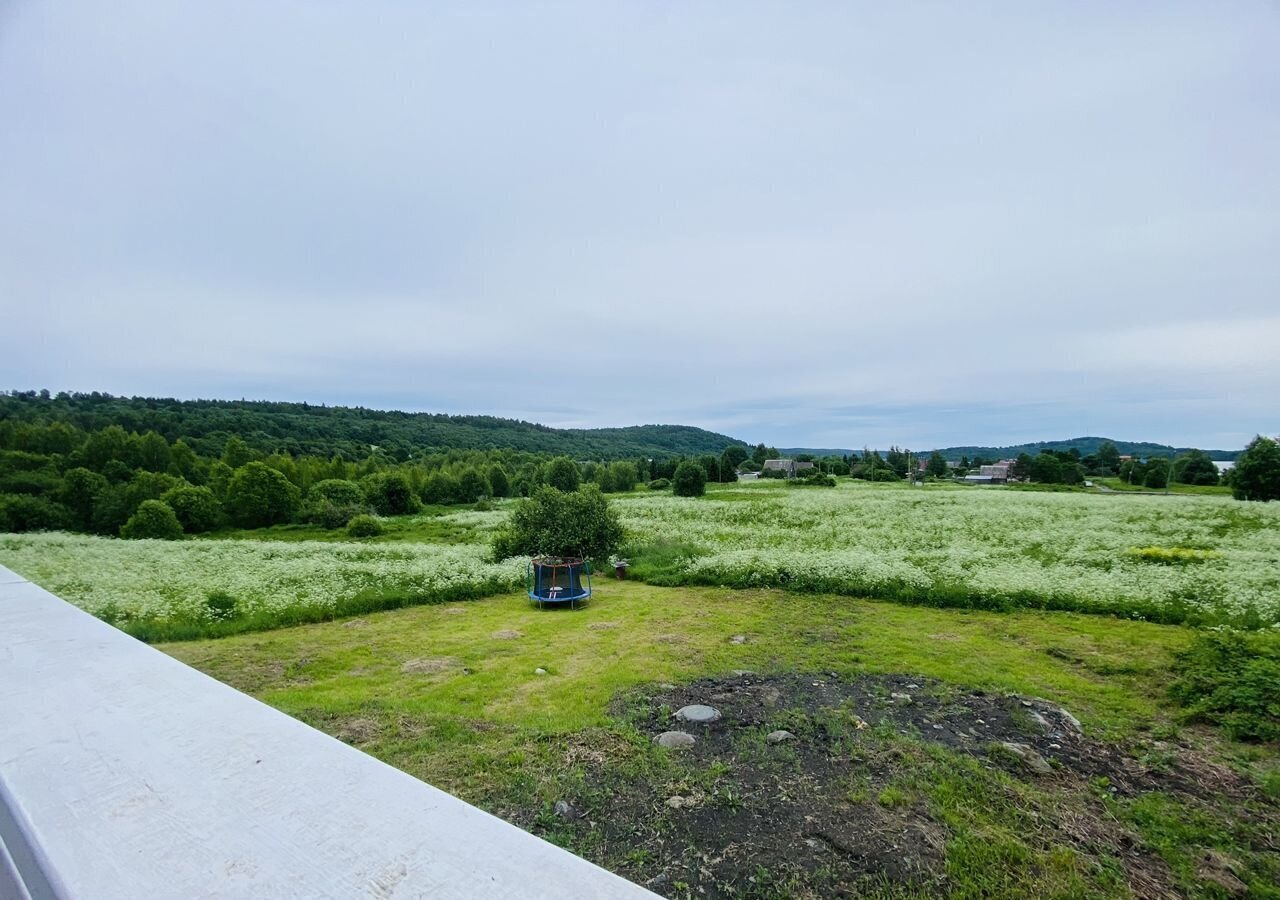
[164,580,1185,745]
[162,581,1280,898]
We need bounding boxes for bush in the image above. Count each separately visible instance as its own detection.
[760,467,787,479]
[672,461,707,497]
[1170,630,1280,741]
[360,471,419,516]
[543,457,581,493]
[225,462,301,528]
[0,494,71,533]
[161,485,222,533]
[795,471,837,487]
[648,478,670,490]
[1233,436,1280,502]
[492,484,622,560]
[456,468,491,504]
[422,471,461,505]
[302,479,367,528]
[346,514,385,538]
[120,500,184,540]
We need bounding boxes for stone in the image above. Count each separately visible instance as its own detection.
[997,742,1054,775]
[760,687,782,707]
[766,730,796,744]
[1026,710,1053,733]
[553,800,579,820]
[729,634,747,645]
[655,731,696,749]
[491,629,523,640]
[665,796,687,809]
[674,704,722,724]
[534,668,548,676]
[890,692,912,703]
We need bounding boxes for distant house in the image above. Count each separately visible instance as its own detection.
[977,461,1014,483]
[761,459,814,478]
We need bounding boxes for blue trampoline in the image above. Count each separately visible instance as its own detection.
[527,556,592,609]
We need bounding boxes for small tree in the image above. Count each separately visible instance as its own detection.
[302,478,366,528]
[1232,436,1280,502]
[346,514,385,538]
[492,484,622,560]
[926,451,948,479]
[456,467,491,503]
[120,499,184,540]
[57,467,108,530]
[161,485,222,533]
[1175,450,1219,486]
[422,471,460,505]
[487,465,511,498]
[543,457,581,493]
[673,460,707,497]
[360,471,419,516]
[1143,458,1171,489]
[225,462,300,528]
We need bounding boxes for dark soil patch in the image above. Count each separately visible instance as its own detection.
[522,673,1277,898]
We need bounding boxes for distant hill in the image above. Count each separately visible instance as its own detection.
[930,437,1239,461]
[783,438,1240,461]
[0,391,746,460]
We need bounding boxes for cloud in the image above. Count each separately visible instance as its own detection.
[1,1,1278,449]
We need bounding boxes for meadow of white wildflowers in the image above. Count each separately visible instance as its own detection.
[613,483,1280,625]
[0,532,525,631]
[2,482,1276,634]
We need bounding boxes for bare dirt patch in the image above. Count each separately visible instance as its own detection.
[523,673,1276,898]
[400,656,465,675]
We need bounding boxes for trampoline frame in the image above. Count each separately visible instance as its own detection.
[527,555,592,609]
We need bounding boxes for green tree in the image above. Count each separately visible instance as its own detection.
[1175,450,1220,486]
[302,478,367,528]
[120,499,184,540]
[673,460,707,497]
[360,471,419,516]
[487,465,510,498]
[1098,441,1121,475]
[543,456,581,493]
[1144,458,1171,489]
[221,435,254,469]
[604,460,638,493]
[492,484,622,560]
[456,468,491,503]
[422,471,460,505]
[925,451,948,479]
[56,467,107,530]
[137,431,172,473]
[161,485,222,533]
[721,445,748,474]
[0,495,70,533]
[225,462,300,527]
[1028,453,1063,484]
[1232,436,1280,502]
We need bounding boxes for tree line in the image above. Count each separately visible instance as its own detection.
[0,416,749,538]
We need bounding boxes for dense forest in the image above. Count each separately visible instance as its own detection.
[0,390,750,538]
[0,391,744,460]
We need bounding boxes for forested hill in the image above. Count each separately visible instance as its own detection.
[783,437,1240,460]
[0,392,745,460]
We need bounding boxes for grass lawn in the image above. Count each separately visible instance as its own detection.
[163,581,1280,898]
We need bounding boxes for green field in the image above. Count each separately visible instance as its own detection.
[3,482,1277,897]
[4,481,1278,640]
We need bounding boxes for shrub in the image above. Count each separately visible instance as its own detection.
[309,479,364,507]
[672,461,707,497]
[0,494,71,533]
[225,462,301,528]
[57,467,108,530]
[161,485,222,533]
[360,471,419,516]
[795,471,837,487]
[760,467,787,479]
[302,479,367,528]
[1233,435,1280,502]
[605,461,639,493]
[492,484,622,560]
[456,468,491,504]
[648,478,670,490]
[120,499,184,540]
[543,457,581,493]
[346,514,386,538]
[1170,630,1280,741]
[422,471,461,505]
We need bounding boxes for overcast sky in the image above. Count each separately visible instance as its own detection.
[2,2,1277,450]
